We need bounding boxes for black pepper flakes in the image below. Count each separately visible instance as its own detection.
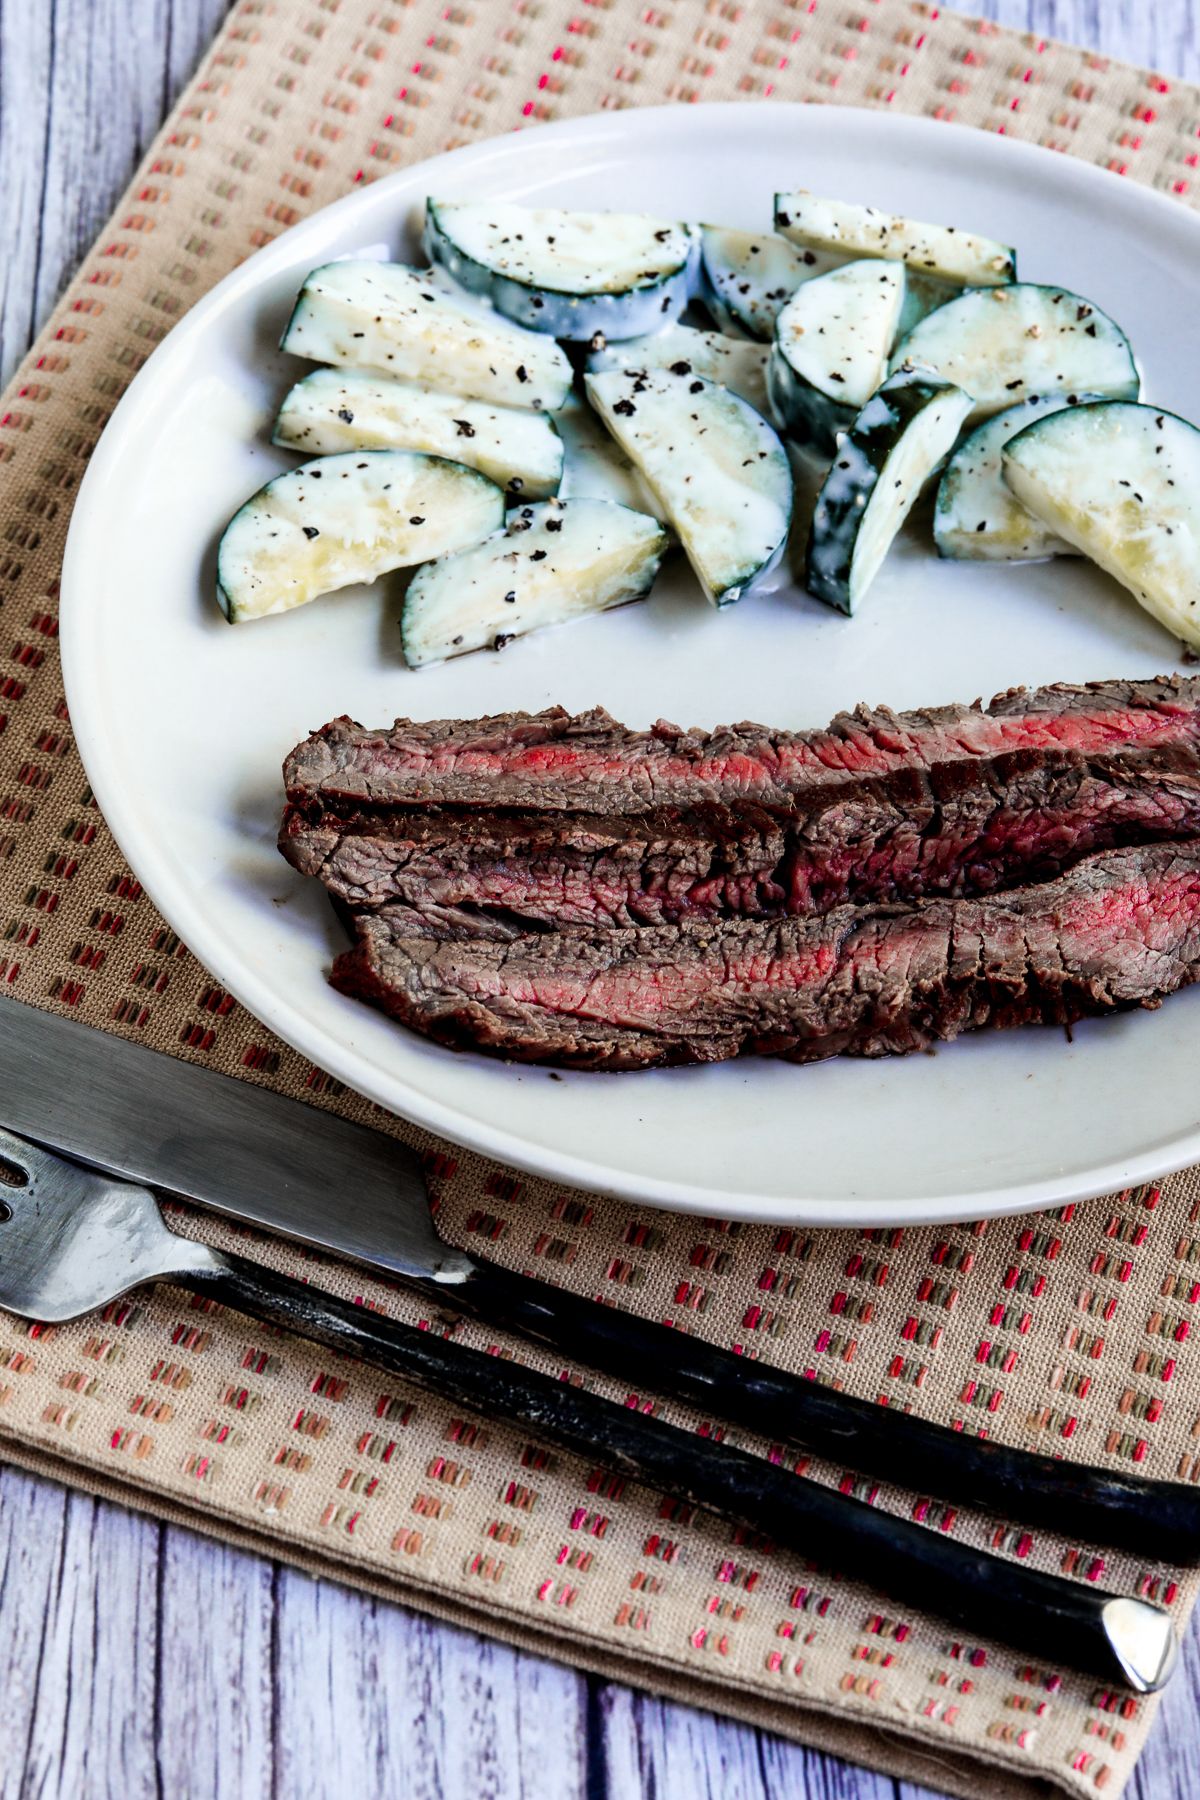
[410,516,425,525]
[613,398,636,416]
[302,526,320,539]
[454,420,476,437]
[337,409,355,424]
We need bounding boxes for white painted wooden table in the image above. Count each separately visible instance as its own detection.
[2,3,1199,1795]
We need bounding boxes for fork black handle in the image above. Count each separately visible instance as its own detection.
[411,1254,1200,1565]
[187,1249,1176,1692]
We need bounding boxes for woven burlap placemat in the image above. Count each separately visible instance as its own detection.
[3,3,1200,1794]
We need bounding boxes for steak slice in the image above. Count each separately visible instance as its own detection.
[280,803,790,926]
[328,842,1200,1070]
[282,741,1200,925]
[284,676,1200,818]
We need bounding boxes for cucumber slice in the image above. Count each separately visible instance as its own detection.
[806,368,973,614]
[890,284,1139,424]
[774,191,1015,287]
[280,261,571,412]
[768,260,906,455]
[424,199,696,341]
[401,498,668,667]
[934,392,1103,561]
[586,323,770,415]
[1002,401,1200,649]
[697,226,838,339]
[585,370,792,607]
[272,369,564,502]
[216,451,505,623]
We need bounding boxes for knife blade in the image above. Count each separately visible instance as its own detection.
[0,998,470,1282]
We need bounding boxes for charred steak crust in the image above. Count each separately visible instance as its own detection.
[328,843,1200,1070]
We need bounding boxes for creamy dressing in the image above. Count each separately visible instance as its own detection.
[427,200,693,296]
[273,368,563,499]
[1003,402,1200,649]
[891,284,1139,424]
[217,451,504,621]
[698,226,837,338]
[585,370,792,605]
[402,497,667,665]
[774,261,906,408]
[587,323,771,415]
[555,393,664,518]
[775,191,1015,287]
[933,391,1099,561]
[280,261,571,411]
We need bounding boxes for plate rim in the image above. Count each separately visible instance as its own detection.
[60,99,1200,1227]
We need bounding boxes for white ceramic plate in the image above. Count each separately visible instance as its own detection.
[61,103,1200,1227]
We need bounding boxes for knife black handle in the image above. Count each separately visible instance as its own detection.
[187,1250,1176,1692]
[414,1254,1200,1565]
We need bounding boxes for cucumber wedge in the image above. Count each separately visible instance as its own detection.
[774,191,1015,287]
[586,322,770,414]
[934,392,1103,561]
[806,368,973,614]
[279,261,572,411]
[424,199,696,341]
[216,451,505,623]
[272,369,563,502]
[1002,401,1200,649]
[890,284,1139,424]
[768,260,906,454]
[697,226,838,339]
[585,370,792,607]
[401,498,668,667]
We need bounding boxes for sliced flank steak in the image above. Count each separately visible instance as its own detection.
[328,842,1200,1071]
[284,677,1200,819]
[281,734,1200,925]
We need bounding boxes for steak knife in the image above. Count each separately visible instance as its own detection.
[0,999,1185,1689]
